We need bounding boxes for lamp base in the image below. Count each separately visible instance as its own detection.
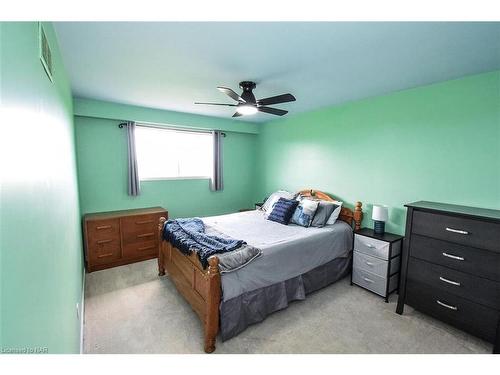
[374,221,385,235]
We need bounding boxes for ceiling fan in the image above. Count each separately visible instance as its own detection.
[195,81,296,117]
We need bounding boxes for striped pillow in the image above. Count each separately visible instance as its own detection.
[267,197,299,225]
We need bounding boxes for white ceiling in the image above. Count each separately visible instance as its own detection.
[54,22,500,123]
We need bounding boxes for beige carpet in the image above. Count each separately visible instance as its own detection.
[83,259,492,354]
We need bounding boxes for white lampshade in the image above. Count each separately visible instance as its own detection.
[372,205,389,222]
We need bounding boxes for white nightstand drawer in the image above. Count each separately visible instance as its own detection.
[352,268,399,297]
[353,251,400,277]
[354,234,391,259]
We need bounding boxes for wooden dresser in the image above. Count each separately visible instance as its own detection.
[396,201,500,353]
[83,207,168,272]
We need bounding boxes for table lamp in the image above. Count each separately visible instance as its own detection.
[372,205,388,234]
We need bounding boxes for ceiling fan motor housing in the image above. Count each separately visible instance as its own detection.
[239,81,257,104]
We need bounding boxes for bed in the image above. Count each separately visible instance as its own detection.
[157,189,363,352]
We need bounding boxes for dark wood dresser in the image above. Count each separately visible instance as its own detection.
[396,201,500,353]
[83,207,168,272]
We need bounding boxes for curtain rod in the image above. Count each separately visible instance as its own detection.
[118,122,226,137]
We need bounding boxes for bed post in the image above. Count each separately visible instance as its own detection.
[204,256,221,353]
[354,202,363,231]
[158,217,167,276]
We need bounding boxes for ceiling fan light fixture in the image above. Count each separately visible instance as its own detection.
[236,104,258,115]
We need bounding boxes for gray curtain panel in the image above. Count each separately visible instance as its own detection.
[126,121,141,196]
[210,130,224,191]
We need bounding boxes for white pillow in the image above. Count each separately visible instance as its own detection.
[326,200,343,225]
[262,190,294,212]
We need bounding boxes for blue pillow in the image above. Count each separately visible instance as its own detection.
[291,198,319,227]
[267,197,299,225]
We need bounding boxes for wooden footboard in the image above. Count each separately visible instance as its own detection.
[158,217,221,353]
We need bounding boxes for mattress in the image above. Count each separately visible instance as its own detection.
[202,210,353,301]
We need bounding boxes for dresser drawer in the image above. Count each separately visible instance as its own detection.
[123,240,158,259]
[406,280,499,343]
[352,268,398,297]
[412,210,500,253]
[410,234,500,282]
[86,219,120,240]
[407,257,500,310]
[87,238,121,264]
[354,235,398,260]
[353,251,400,278]
[121,214,160,244]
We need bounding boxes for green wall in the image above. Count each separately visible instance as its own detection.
[74,115,258,218]
[257,71,500,235]
[0,23,83,353]
[76,71,499,234]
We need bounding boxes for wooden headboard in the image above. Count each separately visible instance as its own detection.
[297,189,363,230]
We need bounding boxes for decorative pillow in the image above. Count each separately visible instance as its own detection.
[291,198,319,227]
[326,200,343,225]
[262,190,294,213]
[267,197,299,225]
[311,201,338,227]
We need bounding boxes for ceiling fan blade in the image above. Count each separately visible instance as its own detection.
[217,87,245,102]
[257,93,296,106]
[258,106,288,116]
[232,112,243,117]
[194,102,237,106]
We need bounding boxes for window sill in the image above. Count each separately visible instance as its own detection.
[140,176,211,182]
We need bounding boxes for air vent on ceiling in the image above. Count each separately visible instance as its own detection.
[39,23,53,82]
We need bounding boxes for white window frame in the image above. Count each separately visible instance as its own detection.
[135,124,213,182]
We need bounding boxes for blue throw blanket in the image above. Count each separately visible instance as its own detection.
[163,218,246,268]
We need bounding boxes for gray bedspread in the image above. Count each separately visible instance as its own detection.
[202,210,353,302]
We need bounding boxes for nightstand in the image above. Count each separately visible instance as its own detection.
[351,228,404,302]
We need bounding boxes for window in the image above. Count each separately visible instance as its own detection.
[135,125,213,180]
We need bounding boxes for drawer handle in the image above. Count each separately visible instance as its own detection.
[436,300,458,311]
[365,244,375,248]
[96,225,111,230]
[136,220,153,225]
[138,245,155,251]
[439,276,461,286]
[97,252,113,258]
[442,252,465,261]
[97,239,112,244]
[363,277,374,283]
[445,227,469,235]
[137,232,154,238]
[365,261,374,266]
